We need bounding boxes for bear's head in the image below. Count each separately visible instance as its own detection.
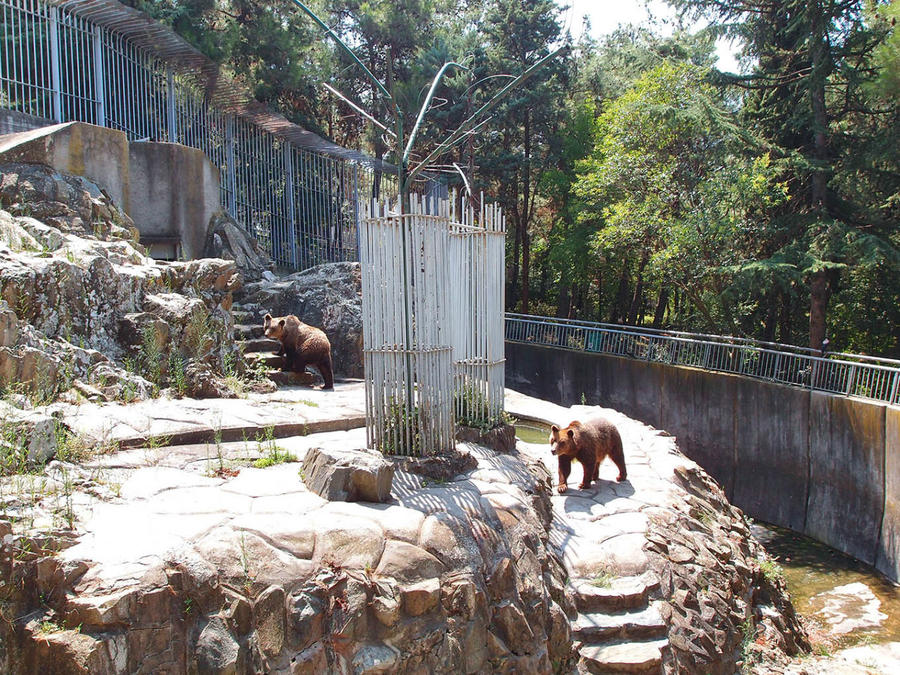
[263,313,286,340]
[549,423,579,458]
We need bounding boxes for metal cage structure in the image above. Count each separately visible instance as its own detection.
[0,0,397,270]
[448,195,506,428]
[359,194,506,456]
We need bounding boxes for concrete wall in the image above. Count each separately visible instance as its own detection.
[0,121,220,258]
[506,341,900,582]
[0,109,52,136]
[128,142,220,259]
[0,122,130,209]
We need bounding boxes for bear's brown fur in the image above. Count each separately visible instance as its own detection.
[550,417,626,493]
[263,313,334,390]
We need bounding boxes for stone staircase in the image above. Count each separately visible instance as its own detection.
[232,300,318,387]
[569,573,669,674]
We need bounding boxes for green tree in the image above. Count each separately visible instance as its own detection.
[574,62,789,331]
[673,0,900,351]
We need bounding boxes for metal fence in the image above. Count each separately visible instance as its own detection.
[0,0,395,269]
[359,194,506,456]
[506,314,900,406]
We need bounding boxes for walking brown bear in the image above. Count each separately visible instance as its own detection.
[263,313,334,390]
[550,417,627,493]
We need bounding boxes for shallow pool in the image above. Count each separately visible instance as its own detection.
[515,422,551,445]
[753,523,900,645]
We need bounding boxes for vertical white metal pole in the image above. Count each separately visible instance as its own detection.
[225,115,237,218]
[284,143,298,269]
[49,6,62,123]
[167,68,177,142]
[92,24,105,127]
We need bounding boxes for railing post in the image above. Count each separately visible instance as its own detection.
[49,7,62,123]
[891,370,900,406]
[284,143,299,269]
[92,25,105,127]
[225,116,238,220]
[166,69,177,143]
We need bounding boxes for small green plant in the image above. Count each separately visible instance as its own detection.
[580,392,587,405]
[140,324,163,387]
[39,619,63,634]
[589,570,614,588]
[53,422,92,464]
[183,597,194,616]
[759,557,784,585]
[253,426,296,468]
[185,311,213,359]
[168,353,187,397]
[740,617,756,663]
[380,399,423,456]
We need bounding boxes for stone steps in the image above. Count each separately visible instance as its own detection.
[569,574,659,612]
[244,351,283,369]
[578,638,668,675]
[573,603,667,642]
[569,574,668,674]
[235,323,265,340]
[242,337,282,354]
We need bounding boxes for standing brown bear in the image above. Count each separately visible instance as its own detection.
[550,417,626,493]
[263,313,334,390]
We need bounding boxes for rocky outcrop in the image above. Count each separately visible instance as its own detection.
[240,262,363,377]
[0,440,574,674]
[646,464,809,674]
[301,446,395,502]
[0,163,243,409]
[204,210,274,283]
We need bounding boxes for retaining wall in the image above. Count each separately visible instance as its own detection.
[0,121,220,258]
[506,341,900,582]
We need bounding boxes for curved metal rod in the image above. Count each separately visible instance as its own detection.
[403,61,468,164]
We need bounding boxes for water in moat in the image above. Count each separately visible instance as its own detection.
[514,421,552,445]
[753,523,900,647]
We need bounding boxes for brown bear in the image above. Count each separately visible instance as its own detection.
[263,313,334,390]
[550,417,626,493]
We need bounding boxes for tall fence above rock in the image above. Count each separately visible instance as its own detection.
[359,194,505,456]
[0,0,400,270]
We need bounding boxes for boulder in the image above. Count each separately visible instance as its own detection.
[241,262,363,377]
[203,211,273,282]
[0,401,61,468]
[301,446,394,503]
[456,423,516,454]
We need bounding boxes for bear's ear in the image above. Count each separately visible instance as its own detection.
[264,313,272,321]
[567,429,575,439]
[550,425,559,433]
[279,319,286,327]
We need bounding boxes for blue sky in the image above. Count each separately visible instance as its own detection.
[558,0,742,72]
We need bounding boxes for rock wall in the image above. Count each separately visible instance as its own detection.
[0,162,242,409]
[241,262,364,378]
[506,341,900,583]
[0,446,574,674]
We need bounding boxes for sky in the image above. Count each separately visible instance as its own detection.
[558,0,742,73]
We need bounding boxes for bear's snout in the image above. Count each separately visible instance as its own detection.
[550,444,557,455]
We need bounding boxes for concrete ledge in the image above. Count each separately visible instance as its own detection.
[0,121,221,259]
[506,340,900,581]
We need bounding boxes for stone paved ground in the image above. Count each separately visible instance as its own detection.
[9,386,889,673]
[52,381,366,448]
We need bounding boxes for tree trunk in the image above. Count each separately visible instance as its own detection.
[628,253,649,325]
[809,270,830,351]
[652,286,668,329]
[611,266,630,324]
[807,1,832,350]
[520,111,532,314]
